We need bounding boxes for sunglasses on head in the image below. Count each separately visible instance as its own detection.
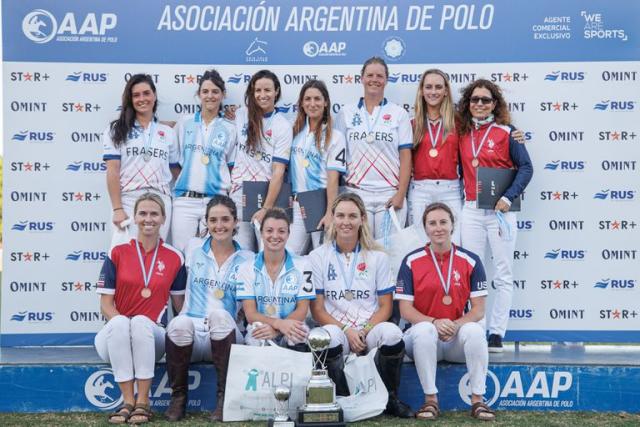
[470,96,494,105]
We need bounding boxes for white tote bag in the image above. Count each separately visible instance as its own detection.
[336,348,388,422]
[377,207,427,283]
[223,342,313,421]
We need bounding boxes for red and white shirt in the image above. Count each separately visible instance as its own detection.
[97,239,187,323]
[336,98,413,192]
[103,121,179,196]
[412,122,460,180]
[395,244,487,321]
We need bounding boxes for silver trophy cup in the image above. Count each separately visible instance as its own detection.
[296,327,345,426]
[268,385,295,427]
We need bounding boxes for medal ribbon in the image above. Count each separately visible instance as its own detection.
[135,239,160,292]
[470,123,495,159]
[427,119,443,150]
[259,254,285,314]
[208,237,239,296]
[293,118,316,166]
[140,120,157,156]
[196,111,223,158]
[429,244,455,298]
[333,243,360,295]
[360,101,383,141]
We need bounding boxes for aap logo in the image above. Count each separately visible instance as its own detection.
[22,9,57,43]
[459,370,500,406]
[85,369,123,410]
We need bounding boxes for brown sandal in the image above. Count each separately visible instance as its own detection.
[108,403,134,424]
[128,403,152,424]
[415,401,440,420]
[470,402,496,421]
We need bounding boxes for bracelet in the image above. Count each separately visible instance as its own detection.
[341,324,350,332]
[363,322,374,331]
[431,318,438,324]
[113,207,124,212]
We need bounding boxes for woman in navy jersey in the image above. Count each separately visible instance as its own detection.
[309,192,413,418]
[95,193,186,424]
[396,202,494,420]
[171,69,237,253]
[456,79,533,353]
[287,79,346,255]
[230,70,292,252]
[104,74,180,241]
[336,57,413,240]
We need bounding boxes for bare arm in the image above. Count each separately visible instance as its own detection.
[106,160,127,228]
[99,294,120,321]
[399,299,435,325]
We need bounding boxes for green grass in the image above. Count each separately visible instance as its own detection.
[1,412,638,427]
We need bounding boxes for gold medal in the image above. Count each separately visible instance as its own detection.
[471,158,480,168]
[214,288,225,299]
[442,295,452,305]
[201,154,210,165]
[303,158,310,168]
[344,290,354,301]
[141,288,152,298]
[429,148,438,158]
[266,304,277,315]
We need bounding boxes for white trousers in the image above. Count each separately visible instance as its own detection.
[323,322,403,356]
[404,321,488,396]
[460,202,517,337]
[114,189,172,241]
[170,196,211,253]
[245,322,310,347]
[230,188,258,252]
[95,315,165,383]
[287,200,323,256]
[166,310,244,362]
[350,188,407,240]
[408,179,462,245]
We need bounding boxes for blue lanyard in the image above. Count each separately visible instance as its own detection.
[196,111,223,155]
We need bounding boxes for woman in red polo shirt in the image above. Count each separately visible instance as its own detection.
[395,202,494,421]
[95,193,186,424]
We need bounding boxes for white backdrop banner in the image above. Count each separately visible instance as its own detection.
[2,0,639,345]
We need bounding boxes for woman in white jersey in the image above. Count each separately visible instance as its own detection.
[164,195,252,422]
[308,192,413,418]
[170,70,237,253]
[336,57,413,240]
[230,70,292,251]
[287,79,347,255]
[104,74,180,240]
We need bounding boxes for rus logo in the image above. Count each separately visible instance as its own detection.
[593,190,635,200]
[544,249,585,260]
[12,130,54,142]
[65,72,108,82]
[544,71,585,81]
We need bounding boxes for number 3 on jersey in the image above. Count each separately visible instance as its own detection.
[303,270,313,293]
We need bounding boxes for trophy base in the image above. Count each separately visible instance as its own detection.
[296,408,345,426]
[267,418,296,427]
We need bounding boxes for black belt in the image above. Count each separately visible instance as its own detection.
[184,191,207,198]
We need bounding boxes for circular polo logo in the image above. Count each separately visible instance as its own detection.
[303,41,319,58]
[84,368,123,410]
[22,9,57,44]
[458,369,500,406]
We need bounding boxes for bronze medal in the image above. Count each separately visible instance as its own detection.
[442,295,452,305]
[429,148,438,158]
[471,158,480,168]
[141,288,152,298]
